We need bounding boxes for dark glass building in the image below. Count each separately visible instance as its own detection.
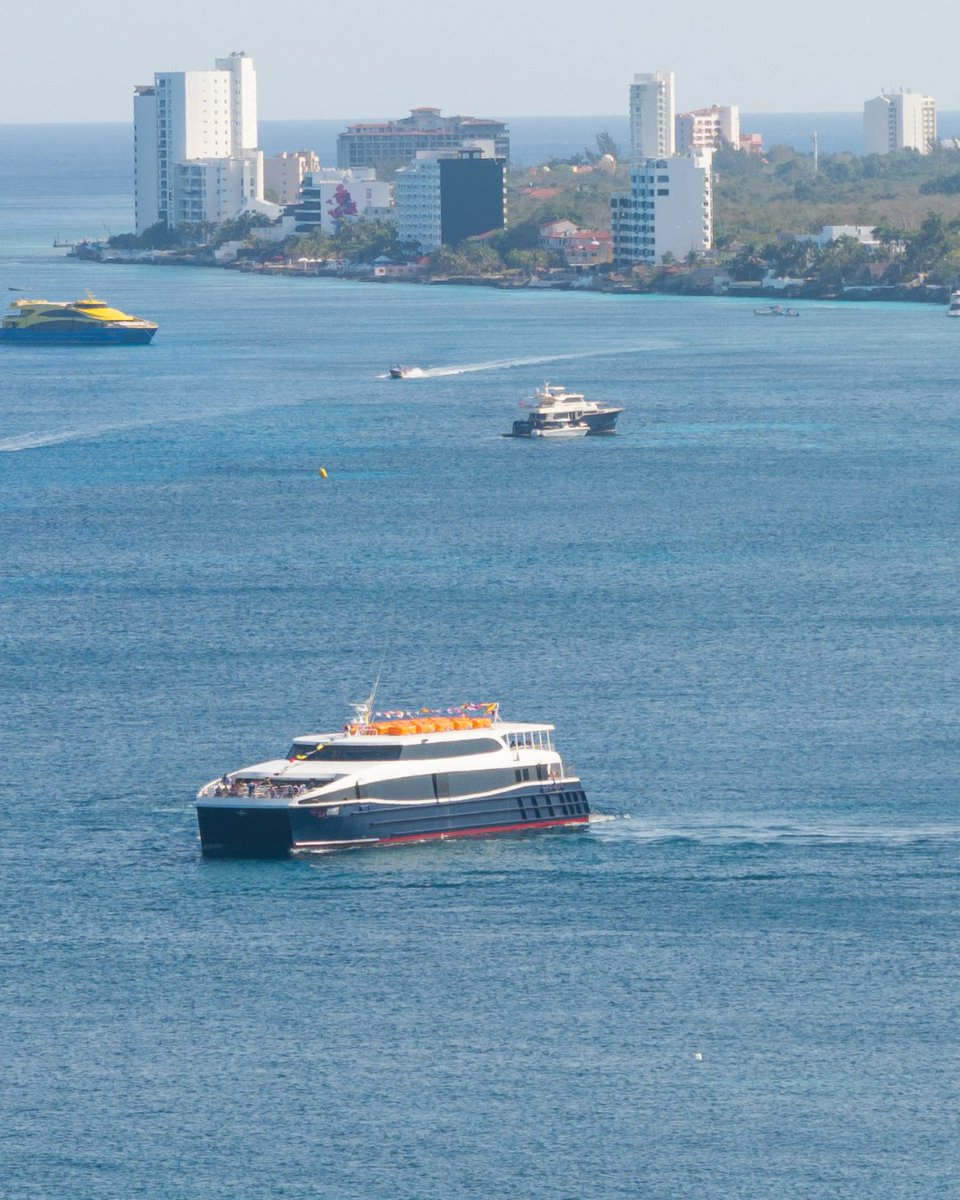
[395,149,507,253]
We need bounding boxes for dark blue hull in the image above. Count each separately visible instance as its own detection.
[0,326,156,345]
[197,785,590,856]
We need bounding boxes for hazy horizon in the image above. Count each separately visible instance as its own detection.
[2,0,957,124]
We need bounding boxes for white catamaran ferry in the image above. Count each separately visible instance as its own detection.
[196,698,589,855]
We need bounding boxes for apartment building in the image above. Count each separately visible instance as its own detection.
[863,89,937,155]
[611,151,713,267]
[337,108,509,171]
[394,147,506,254]
[291,168,393,236]
[134,51,264,233]
[629,72,676,161]
[676,105,740,153]
[264,151,320,206]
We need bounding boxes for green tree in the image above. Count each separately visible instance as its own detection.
[812,235,871,287]
[595,130,622,161]
[505,248,548,274]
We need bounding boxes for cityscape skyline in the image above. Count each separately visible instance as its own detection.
[2,0,958,124]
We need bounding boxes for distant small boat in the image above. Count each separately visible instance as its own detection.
[389,364,416,379]
[947,291,960,318]
[755,303,799,317]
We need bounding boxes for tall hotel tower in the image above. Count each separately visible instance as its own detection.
[629,72,676,161]
[134,52,264,233]
[863,89,937,155]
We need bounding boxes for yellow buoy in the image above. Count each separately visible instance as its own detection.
[318,467,328,478]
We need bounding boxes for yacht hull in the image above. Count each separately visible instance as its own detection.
[508,410,621,437]
[198,785,590,856]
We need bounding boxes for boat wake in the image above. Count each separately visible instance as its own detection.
[379,342,677,380]
[0,397,310,453]
[589,816,960,848]
[0,427,98,452]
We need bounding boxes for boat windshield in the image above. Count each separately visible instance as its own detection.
[288,742,403,761]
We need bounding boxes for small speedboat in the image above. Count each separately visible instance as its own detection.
[389,364,416,378]
[754,303,799,317]
[947,291,960,317]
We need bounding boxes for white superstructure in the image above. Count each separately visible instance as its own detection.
[611,150,713,267]
[629,72,676,162]
[863,90,937,155]
[134,51,264,233]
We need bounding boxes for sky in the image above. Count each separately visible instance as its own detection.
[2,0,958,123]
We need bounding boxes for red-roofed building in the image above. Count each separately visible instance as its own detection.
[539,220,612,266]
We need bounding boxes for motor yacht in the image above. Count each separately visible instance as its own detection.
[506,383,624,437]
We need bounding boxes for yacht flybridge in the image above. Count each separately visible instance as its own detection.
[196,700,589,855]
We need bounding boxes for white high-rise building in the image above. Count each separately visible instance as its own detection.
[863,90,937,155]
[629,72,675,161]
[676,105,741,154]
[611,150,713,267]
[134,51,264,233]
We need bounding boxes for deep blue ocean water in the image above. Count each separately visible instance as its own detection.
[2,132,960,1199]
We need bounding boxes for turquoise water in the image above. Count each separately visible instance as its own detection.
[3,149,960,1198]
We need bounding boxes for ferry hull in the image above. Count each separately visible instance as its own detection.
[0,325,156,345]
[198,786,590,857]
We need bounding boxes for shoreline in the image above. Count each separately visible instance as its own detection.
[68,245,952,306]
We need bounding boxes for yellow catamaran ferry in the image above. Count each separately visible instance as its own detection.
[0,294,157,344]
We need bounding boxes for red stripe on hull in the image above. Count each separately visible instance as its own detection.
[382,815,589,844]
[295,815,589,851]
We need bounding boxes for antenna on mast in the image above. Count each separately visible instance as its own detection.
[348,657,384,731]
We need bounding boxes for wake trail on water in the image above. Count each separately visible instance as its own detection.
[378,342,678,380]
[0,396,309,453]
[590,816,960,848]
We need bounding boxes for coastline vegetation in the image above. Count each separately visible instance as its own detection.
[101,140,960,293]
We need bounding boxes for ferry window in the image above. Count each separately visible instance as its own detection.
[370,775,435,802]
[449,768,516,796]
[288,743,403,761]
[401,737,502,760]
